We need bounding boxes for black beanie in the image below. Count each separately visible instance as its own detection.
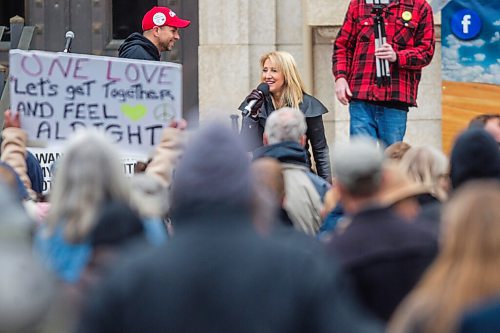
[450,129,500,189]
[90,201,144,246]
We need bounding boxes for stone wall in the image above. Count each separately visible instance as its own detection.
[198,0,442,149]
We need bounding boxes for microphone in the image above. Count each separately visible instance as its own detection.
[243,82,270,117]
[63,31,75,53]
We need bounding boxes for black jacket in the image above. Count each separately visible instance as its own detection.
[328,206,438,322]
[118,32,160,61]
[239,93,331,181]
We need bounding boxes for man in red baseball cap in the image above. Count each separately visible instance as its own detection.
[119,6,191,61]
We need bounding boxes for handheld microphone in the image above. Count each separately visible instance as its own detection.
[243,82,270,117]
[63,31,75,53]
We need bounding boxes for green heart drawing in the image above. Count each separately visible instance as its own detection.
[121,104,148,121]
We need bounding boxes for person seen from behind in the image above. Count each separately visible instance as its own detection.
[388,180,500,333]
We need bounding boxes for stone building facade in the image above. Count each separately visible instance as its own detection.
[198,0,442,148]
[1,0,442,148]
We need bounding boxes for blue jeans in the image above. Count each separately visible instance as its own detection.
[349,100,407,147]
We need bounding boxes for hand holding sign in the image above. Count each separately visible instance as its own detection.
[169,118,188,130]
[4,110,21,128]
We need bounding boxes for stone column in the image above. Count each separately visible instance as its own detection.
[198,0,277,124]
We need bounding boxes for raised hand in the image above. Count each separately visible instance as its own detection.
[3,110,21,128]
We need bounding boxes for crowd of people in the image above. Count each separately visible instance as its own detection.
[1,105,499,332]
[1,3,500,333]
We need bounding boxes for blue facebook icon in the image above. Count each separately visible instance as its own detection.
[451,9,482,40]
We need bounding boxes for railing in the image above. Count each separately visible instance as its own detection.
[0,16,36,129]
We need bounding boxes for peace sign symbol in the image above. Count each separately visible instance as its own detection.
[154,103,176,122]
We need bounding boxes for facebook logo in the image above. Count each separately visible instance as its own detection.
[451,9,482,40]
[461,15,471,34]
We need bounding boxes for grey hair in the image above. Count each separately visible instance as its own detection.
[47,129,130,242]
[332,137,385,197]
[264,107,307,144]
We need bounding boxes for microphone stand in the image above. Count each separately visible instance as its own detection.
[369,0,391,87]
[63,31,74,53]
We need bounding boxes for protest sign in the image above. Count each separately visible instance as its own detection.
[29,148,60,193]
[9,49,182,156]
[29,148,143,193]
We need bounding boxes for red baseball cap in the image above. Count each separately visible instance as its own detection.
[142,6,191,31]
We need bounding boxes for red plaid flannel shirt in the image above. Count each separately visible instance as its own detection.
[332,0,435,106]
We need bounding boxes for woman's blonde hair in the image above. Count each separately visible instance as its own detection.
[384,141,412,162]
[260,51,306,109]
[399,146,449,201]
[389,180,500,333]
[47,129,130,243]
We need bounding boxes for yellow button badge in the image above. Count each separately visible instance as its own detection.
[402,11,412,22]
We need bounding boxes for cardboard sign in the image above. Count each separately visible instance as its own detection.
[29,148,144,193]
[9,50,182,156]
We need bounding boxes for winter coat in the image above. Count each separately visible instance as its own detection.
[328,205,438,322]
[253,141,330,235]
[253,141,330,200]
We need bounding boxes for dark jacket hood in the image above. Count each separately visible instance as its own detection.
[253,141,308,167]
[118,32,160,61]
[170,123,253,223]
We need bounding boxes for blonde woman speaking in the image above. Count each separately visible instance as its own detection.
[239,51,331,181]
